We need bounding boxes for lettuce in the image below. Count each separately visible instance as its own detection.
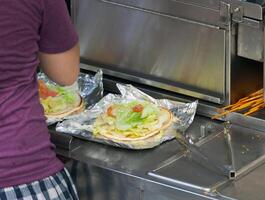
[41,85,77,114]
[110,101,159,131]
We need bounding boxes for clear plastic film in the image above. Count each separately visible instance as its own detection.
[38,70,103,125]
[56,84,198,149]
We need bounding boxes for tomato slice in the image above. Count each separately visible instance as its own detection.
[38,80,58,99]
[107,106,115,117]
[38,80,48,92]
[47,90,58,97]
[132,104,143,112]
[39,92,48,99]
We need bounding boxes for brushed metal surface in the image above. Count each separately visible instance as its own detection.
[57,114,265,200]
[149,121,265,194]
[220,162,265,200]
[224,0,264,20]
[80,64,223,104]
[65,161,232,200]
[149,156,228,193]
[99,0,221,27]
[67,163,142,200]
[75,0,226,104]
[241,1,264,20]
[72,0,265,105]
[103,0,221,10]
[237,19,263,62]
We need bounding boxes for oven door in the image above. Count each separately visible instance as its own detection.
[72,0,227,104]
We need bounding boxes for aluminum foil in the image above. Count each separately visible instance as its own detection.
[56,84,198,149]
[38,70,103,125]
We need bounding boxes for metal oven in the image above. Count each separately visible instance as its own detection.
[70,0,264,107]
[56,1,265,200]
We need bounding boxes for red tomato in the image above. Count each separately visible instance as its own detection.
[107,106,115,117]
[47,90,58,97]
[38,80,58,99]
[38,80,48,92]
[132,104,143,112]
[39,92,48,99]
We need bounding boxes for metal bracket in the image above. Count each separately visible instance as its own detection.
[220,2,231,26]
[232,6,244,23]
[220,2,244,25]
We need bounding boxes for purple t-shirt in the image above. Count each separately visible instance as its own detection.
[0,0,78,187]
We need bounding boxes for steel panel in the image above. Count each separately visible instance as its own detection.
[76,0,226,103]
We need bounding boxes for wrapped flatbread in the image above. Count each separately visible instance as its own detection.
[93,100,173,141]
[38,80,84,119]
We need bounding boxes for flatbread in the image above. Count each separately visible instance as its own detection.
[38,80,85,119]
[45,95,85,119]
[95,107,173,141]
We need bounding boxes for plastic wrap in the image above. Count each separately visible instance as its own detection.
[56,84,198,149]
[38,70,103,124]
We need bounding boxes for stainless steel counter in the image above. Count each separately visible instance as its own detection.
[221,163,265,200]
[58,0,265,198]
[52,115,265,200]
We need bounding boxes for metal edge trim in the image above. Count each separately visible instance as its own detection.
[99,0,221,29]
[80,63,223,104]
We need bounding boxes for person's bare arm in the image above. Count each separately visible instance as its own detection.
[39,43,80,86]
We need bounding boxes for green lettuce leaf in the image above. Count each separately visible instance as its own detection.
[111,101,159,131]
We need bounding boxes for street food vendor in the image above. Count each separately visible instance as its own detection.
[0,0,80,199]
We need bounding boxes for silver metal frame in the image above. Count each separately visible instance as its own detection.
[63,2,265,199]
[76,0,228,104]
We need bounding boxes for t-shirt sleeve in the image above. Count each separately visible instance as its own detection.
[39,0,78,53]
